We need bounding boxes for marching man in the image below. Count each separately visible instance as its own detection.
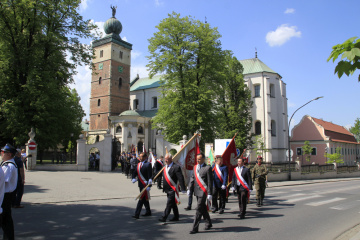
[158,154,186,223]
[211,156,228,214]
[231,157,252,219]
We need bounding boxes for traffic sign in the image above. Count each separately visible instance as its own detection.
[29,142,37,151]
[286,149,293,158]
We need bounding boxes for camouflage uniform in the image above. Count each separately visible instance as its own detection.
[252,163,268,206]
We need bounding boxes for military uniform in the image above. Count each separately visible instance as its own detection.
[252,162,268,206]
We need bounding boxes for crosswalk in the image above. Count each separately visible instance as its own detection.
[256,186,360,212]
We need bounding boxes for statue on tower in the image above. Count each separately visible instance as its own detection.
[110,5,117,18]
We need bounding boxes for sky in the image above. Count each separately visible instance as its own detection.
[71,0,360,132]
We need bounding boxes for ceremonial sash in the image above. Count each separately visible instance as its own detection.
[163,166,180,204]
[235,167,251,200]
[194,165,211,211]
[137,162,150,200]
[157,160,164,167]
[214,164,224,183]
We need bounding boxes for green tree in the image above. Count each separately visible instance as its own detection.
[325,147,344,164]
[0,0,96,149]
[252,135,269,160]
[302,140,313,162]
[349,118,360,142]
[218,52,253,149]
[327,37,360,82]
[147,12,225,145]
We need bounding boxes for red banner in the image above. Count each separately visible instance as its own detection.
[221,138,237,183]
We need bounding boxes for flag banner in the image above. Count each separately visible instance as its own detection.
[221,137,237,183]
[208,148,215,166]
[149,152,156,168]
[172,133,200,186]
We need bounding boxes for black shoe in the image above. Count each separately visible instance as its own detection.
[204,224,213,230]
[219,209,224,214]
[184,206,191,211]
[142,212,152,216]
[238,212,243,217]
[157,186,163,189]
[158,217,166,222]
[240,215,245,219]
[189,229,198,234]
[132,215,139,219]
[211,209,218,213]
[169,217,179,221]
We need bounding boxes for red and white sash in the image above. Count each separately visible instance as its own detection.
[214,164,224,183]
[194,164,211,211]
[234,167,251,200]
[157,159,164,167]
[137,162,150,200]
[163,165,180,204]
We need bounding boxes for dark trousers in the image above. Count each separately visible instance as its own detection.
[163,191,179,219]
[157,173,162,188]
[2,193,14,240]
[212,187,226,210]
[134,188,151,216]
[11,182,24,206]
[237,189,249,216]
[192,196,211,231]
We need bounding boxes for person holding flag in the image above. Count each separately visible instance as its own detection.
[131,152,153,219]
[158,154,186,223]
[188,153,213,234]
[231,157,252,219]
[211,156,228,214]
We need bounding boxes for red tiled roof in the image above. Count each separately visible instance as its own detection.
[312,117,353,136]
[332,139,360,145]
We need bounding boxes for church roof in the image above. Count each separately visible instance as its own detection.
[239,58,279,76]
[130,75,162,91]
[137,110,158,118]
[119,110,141,117]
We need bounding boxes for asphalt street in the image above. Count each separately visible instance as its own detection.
[10,170,360,240]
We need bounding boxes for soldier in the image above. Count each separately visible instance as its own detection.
[211,156,228,214]
[252,156,268,207]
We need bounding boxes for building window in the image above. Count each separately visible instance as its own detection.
[255,121,261,135]
[271,120,276,136]
[152,97,157,108]
[116,126,122,133]
[270,84,275,98]
[297,148,303,155]
[119,77,122,88]
[96,135,100,142]
[311,148,317,156]
[254,85,260,97]
[100,50,103,58]
[119,51,123,59]
[99,63,103,70]
[331,148,333,154]
[99,77,102,84]
[98,99,101,106]
[133,99,139,110]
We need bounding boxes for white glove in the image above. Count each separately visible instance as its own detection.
[181,191,186,194]
[148,179,153,185]
[187,190,191,196]
[230,187,235,191]
[132,179,137,183]
[207,195,212,201]
[221,185,226,190]
[146,187,151,192]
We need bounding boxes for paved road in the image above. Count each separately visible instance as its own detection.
[11,170,360,240]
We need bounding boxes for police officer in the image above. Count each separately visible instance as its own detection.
[1,143,18,240]
[252,156,268,207]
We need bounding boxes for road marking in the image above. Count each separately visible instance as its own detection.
[306,197,346,206]
[284,194,322,203]
[280,193,307,199]
[318,185,360,195]
[266,191,286,195]
[330,200,360,210]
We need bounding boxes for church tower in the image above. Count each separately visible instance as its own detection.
[89,6,132,135]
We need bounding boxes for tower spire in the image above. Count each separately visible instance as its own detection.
[205,16,207,23]
[255,47,258,58]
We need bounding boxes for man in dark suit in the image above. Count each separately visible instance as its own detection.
[188,153,213,234]
[154,156,164,189]
[211,156,228,214]
[232,157,252,219]
[158,154,186,222]
[132,152,153,219]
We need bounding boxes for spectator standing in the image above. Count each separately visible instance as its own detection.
[11,149,25,208]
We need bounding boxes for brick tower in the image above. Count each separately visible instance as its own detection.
[89,7,132,136]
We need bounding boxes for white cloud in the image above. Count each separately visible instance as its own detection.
[80,0,89,11]
[288,101,296,108]
[131,65,149,80]
[284,8,295,14]
[131,50,142,60]
[122,36,127,42]
[90,20,105,38]
[266,24,301,47]
[155,0,164,6]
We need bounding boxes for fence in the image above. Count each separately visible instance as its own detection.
[37,149,77,164]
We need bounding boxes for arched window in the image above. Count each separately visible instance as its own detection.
[96,135,100,142]
[118,77,122,88]
[255,121,261,135]
[99,77,102,84]
[138,126,143,134]
[98,99,101,106]
[116,126,122,133]
[271,120,276,136]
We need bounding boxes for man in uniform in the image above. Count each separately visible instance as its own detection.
[232,157,252,219]
[1,143,18,239]
[158,154,186,222]
[211,156,228,214]
[188,153,213,234]
[252,156,268,207]
[130,153,138,177]
[132,152,153,219]
[154,156,164,189]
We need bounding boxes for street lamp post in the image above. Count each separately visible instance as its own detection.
[288,96,323,181]
[70,133,74,164]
